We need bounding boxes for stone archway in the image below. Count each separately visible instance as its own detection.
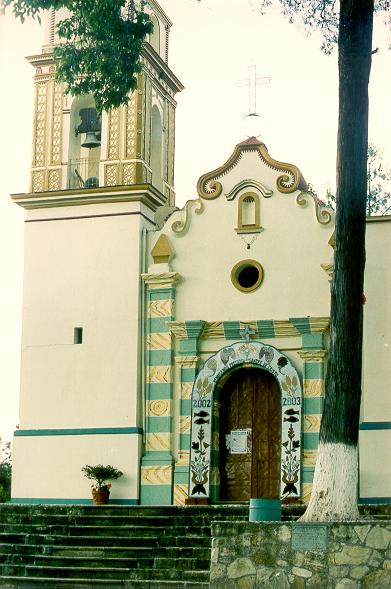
[188,341,302,501]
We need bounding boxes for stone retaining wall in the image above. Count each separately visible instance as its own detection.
[210,520,391,588]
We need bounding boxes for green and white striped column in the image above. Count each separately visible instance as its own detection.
[298,340,327,503]
[140,273,179,505]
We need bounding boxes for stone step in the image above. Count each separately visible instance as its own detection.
[0,576,209,588]
[49,544,211,560]
[31,554,211,571]
[21,565,209,582]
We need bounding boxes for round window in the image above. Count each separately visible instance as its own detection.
[231,259,264,293]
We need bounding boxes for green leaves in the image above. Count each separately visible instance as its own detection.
[4,1,153,111]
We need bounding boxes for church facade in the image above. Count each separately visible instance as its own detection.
[10,1,390,507]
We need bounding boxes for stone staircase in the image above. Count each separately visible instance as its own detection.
[0,504,249,588]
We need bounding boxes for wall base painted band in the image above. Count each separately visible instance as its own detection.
[11,498,139,505]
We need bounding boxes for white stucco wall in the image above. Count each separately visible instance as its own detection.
[153,148,334,323]
[18,201,150,430]
[11,433,141,501]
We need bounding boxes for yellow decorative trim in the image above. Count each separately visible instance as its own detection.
[122,162,136,185]
[179,416,191,434]
[147,332,172,350]
[236,192,263,234]
[176,451,190,466]
[298,350,327,362]
[104,163,120,186]
[302,379,324,398]
[213,431,219,451]
[174,355,199,367]
[125,93,137,159]
[147,399,171,417]
[328,231,335,248]
[302,482,313,503]
[197,140,305,199]
[149,299,174,318]
[303,449,318,467]
[32,170,45,193]
[296,191,333,225]
[141,464,172,484]
[33,81,48,170]
[171,198,204,236]
[180,382,193,400]
[47,168,61,191]
[173,484,188,506]
[321,263,334,282]
[107,108,121,160]
[142,272,180,289]
[308,317,330,333]
[145,432,171,452]
[210,466,220,486]
[151,234,174,264]
[304,414,321,433]
[146,366,171,384]
[231,259,264,293]
[226,179,273,201]
[50,81,63,166]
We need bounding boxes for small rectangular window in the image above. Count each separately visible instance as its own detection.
[74,327,83,344]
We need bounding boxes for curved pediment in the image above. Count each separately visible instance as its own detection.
[197,137,307,200]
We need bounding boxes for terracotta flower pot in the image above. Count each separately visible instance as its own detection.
[92,488,110,505]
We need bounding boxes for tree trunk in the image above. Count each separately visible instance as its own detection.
[301,0,374,521]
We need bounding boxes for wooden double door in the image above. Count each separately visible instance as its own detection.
[219,368,281,501]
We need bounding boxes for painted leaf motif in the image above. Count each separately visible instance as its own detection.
[292,375,298,388]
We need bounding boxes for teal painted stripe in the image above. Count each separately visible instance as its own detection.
[179,433,190,451]
[140,485,172,505]
[302,432,320,450]
[303,397,324,414]
[148,317,173,333]
[174,470,189,484]
[223,321,241,339]
[359,497,391,504]
[180,399,192,416]
[304,362,324,379]
[181,368,197,382]
[14,427,143,437]
[147,350,172,366]
[148,383,172,400]
[360,422,391,430]
[146,416,172,433]
[301,333,324,349]
[290,317,311,334]
[141,451,173,464]
[11,498,138,505]
[149,289,175,301]
[301,468,315,483]
[257,320,275,338]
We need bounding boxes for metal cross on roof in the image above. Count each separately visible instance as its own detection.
[240,324,256,342]
[236,64,271,115]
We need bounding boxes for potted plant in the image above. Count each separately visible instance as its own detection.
[82,464,123,505]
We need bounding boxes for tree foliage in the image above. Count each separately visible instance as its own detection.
[260,1,390,53]
[326,143,391,215]
[2,0,153,111]
[0,440,12,503]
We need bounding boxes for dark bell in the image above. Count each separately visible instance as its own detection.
[81,132,101,149]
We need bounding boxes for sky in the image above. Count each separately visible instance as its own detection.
[0,0,390,443]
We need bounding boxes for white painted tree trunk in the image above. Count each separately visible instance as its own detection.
[299,442,360,522]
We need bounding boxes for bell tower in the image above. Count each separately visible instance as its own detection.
[27,0,183,203]
[11,1,183,506]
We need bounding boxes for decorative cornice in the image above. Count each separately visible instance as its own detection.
[142,272,181,289]
[11,184,166,212]
[225,179,273,201]
[296,191,333,226]
[197,140,306,200]
[298,350,328,361]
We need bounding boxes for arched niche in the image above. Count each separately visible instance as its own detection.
[68,95,101,189]
[189,341,302,501]
[236,191,262,233]
[148,14,161,55]
[150,104,163,191]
